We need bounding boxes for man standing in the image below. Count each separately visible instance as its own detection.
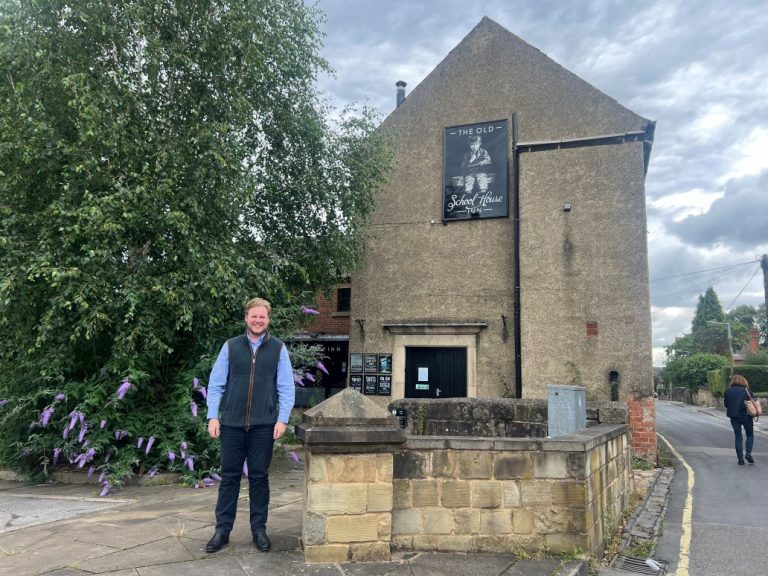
[205,297,295,553]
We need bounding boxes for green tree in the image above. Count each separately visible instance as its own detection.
[0,0,391,483]
[663,353,729,390]
[690,287,729,354]
[727,304,757,351]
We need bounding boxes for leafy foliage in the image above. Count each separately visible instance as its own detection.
[663,352,728,390]
[0,0,391,488]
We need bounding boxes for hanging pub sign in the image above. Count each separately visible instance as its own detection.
[443,119,509,221]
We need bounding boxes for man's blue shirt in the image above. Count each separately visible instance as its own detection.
[206,333,295,424]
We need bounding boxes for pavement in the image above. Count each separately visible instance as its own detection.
[0,454,587,576]
[12,404,747,576]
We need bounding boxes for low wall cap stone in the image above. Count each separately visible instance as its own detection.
[301,388,399,428]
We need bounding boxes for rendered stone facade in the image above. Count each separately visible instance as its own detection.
[348,17,655,459]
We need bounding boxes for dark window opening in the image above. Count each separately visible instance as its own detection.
[337,287,351,312]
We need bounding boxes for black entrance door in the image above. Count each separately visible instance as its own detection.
[405,347,467,398]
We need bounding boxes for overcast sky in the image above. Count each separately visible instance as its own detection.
[313,0,768,366]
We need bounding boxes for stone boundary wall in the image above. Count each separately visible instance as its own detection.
[390,424,631,557]
[389,398,628,438]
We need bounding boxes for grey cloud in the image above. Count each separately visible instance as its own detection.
[666,172,768,250]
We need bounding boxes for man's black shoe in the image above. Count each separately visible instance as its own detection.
[738,459,745,465]
[253,529,271,552]
[746,453,755,464]
[205,531,229,553]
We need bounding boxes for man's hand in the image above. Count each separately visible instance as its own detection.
[208,418,220,438]
[273,421,287,440]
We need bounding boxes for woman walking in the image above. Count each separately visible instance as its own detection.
[723,374,756,465]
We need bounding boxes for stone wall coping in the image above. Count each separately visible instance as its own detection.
[401,423,626,453]
[297,424,406,448]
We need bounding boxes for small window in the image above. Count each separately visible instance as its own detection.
[586,322,598,337]
[336,287,351,312]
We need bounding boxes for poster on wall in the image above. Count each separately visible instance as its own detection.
[350,353,363,373]
[378,354,392,374]
[349,374,363,393]
[364,354,378,373]
[364,375,378,395]
[377,375,392,395]
[443,119,509,221]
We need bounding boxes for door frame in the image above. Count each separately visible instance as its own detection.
[384,323,485,400]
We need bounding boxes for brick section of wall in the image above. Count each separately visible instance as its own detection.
[626,395,657,462]
[303,452,394,563]
[305,291,350,335]
[390,428,632,557]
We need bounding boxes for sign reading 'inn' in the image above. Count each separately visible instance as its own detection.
[443,119,509,221]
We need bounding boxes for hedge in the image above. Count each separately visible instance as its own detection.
[717,365,768,395]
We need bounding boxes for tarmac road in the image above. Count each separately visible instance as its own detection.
[655,400,768,576]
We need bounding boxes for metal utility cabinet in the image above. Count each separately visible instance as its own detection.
[547,384,587,437]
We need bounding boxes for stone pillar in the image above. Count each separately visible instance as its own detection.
[296,388,406,563]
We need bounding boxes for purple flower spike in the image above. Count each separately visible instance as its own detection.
[78,412,85,425]
[104,450,111,463]
[145,436,155,454]
[190,401,198,418]
[137,437,144,449]
[0,399,9,407]
[200,387,207,399]
[99,483,111,497]
[242,461,249,476]
[52,447,61,465]
[148,467,158,478]
[210,471,222,481]
[116,380,132,400]
[62,426,70,439]
[180,442,188,458]
[54,393,65,401]
[192,377,199,390]
[100,419,106,429]
[203,477,215,487]
[78,424,87,443]
[29,421,38,432]
[40,406,55,427]
[316,361,329,375]
[168,450,176,462]
[293,374,304,387]
[301,306,320,315]
[289,451,300,464]
[98,470,107,483]
[304,372,315,383]
[87,466,96,479]
[68,411,79,430]
[185,457,194,471]
[85,447,96,461]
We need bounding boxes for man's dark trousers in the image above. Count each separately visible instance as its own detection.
[215,424,274,534]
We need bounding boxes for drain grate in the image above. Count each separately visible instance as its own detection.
[613,556,667,574]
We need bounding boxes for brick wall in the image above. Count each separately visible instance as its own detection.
[305,290,350,335]
[626,395,657,462]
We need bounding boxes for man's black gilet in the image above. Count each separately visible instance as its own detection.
[219,333,283,428]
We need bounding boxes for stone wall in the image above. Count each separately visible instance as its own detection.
[298,390,634,562]
[389,397,629,438]
[391,426,631,556]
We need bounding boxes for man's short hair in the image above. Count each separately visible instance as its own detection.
[244,297,272,316]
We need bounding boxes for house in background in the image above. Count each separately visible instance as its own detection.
[341,17,655,458]
[293,283,351,407]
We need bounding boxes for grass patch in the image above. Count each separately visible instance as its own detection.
[624,539,653,558]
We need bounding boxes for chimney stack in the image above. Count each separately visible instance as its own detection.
[396,80,407,108]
